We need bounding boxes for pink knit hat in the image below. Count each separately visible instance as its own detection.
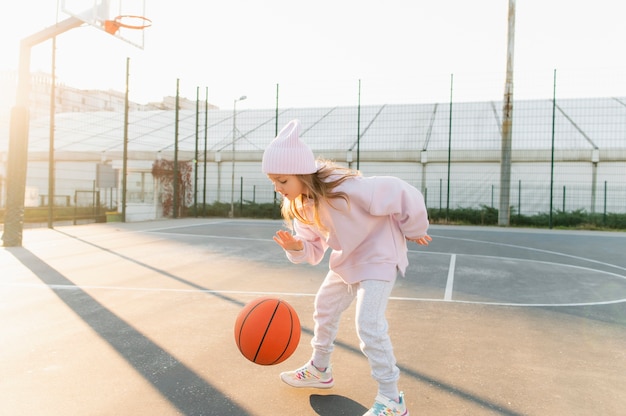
[262,119,317,174]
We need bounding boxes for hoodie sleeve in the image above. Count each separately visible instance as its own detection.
[284,219,328,265]
[366,176,429,239]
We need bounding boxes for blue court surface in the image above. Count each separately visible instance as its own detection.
[2,219,625,415]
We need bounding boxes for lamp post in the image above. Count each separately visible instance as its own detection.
[230,95,247,217]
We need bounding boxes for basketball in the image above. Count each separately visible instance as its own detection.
[234,297,301,365]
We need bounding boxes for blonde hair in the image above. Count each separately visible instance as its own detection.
[281,160,360,231]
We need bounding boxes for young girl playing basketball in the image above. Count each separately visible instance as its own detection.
[262,119,431,416]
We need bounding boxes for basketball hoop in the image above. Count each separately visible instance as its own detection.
[104,15,152,35]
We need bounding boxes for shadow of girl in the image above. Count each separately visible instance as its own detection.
[310,394,367,416]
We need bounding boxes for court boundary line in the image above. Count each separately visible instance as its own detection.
[149,231,271,243]
[4,282,625,308]
[444,254,456,301]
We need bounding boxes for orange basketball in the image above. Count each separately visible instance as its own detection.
[234,297,301,365]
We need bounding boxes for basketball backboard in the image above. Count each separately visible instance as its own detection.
[61,0,149,49]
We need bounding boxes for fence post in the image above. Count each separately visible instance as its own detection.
[603,181,607,225]
[549,69,557,229]
[173,78,180,219]
[357,79,361,170]
[194,86,199,217]
[518,179,521,220]
[121,58,130,222]
[73,190,77,226]
[48,36,57,229]
[203,87,208,216]
[446,74,453,223]
[273,191,278,219]
[439,178,443,215]
[239,176,243,214]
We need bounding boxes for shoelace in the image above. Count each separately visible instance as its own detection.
[296,368,316,380]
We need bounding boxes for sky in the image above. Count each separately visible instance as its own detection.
[2,0,626,110]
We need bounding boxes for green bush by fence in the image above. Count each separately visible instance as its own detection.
[2,203,624,230]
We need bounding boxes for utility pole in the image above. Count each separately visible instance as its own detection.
[499,0,516,226]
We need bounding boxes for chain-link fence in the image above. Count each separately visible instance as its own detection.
[1,69,625,227]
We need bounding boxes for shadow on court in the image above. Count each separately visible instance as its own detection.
[7,247,251,416]
[310,394,367,415]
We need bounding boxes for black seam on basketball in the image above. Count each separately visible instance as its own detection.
[237,300,267,354]
[270,300,294,365]
[253,300,281,363]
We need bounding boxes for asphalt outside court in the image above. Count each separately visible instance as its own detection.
[1,218,625,415]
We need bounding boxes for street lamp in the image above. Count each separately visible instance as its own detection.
[230,95,247,218]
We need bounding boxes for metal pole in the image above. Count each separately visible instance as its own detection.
[446,74,453,222]
[194,86,199,216]
[357,79,361,170]
[275,84,279,134]
[239,176,243,214]
[603,180,607,225]
[230,99,236,218]
[498,0,516,226]
[591,150,599,214]
[121,57,130,222]
[173,79,180,218]
[47,36,57,229]
[439,178,443,215]
[203,87,208,216]
[230,96,246,218]
[549,69,557,229]
[518,179,521,220]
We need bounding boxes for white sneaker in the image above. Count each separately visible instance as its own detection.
[363,392,409,416]
[279,361,334,389]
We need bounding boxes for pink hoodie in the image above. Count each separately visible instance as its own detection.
[285,174,429,284]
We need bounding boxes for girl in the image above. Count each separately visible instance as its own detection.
[262,119,431,416]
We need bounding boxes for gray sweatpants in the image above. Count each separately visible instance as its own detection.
[310,270,400,399]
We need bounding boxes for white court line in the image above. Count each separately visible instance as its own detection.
[145,219,236,232]
[389,296,626,307]
[148,231,271,243]
[3,282,625,307]
[145,219,279,233]
[444,254,456,301]
[0,282,315,298]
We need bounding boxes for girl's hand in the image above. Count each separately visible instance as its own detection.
[273,230,304,251]
[407,234,432,246]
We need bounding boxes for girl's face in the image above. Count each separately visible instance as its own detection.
[267,174,307,201]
